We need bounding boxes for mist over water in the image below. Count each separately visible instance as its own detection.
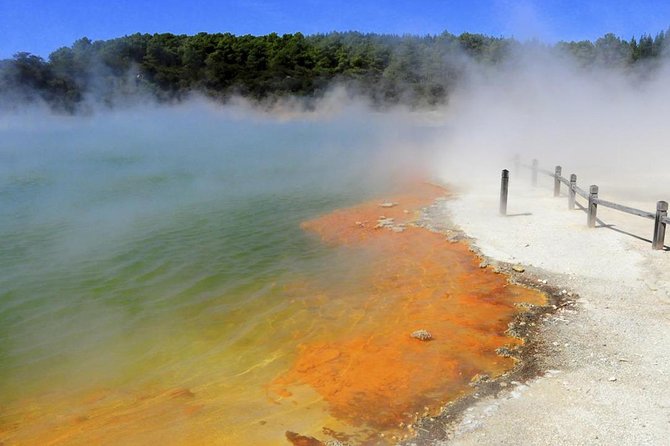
[0,101,437,397]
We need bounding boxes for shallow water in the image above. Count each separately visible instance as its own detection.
[0,105,544,445]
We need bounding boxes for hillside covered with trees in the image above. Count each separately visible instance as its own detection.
[0,30,668,112]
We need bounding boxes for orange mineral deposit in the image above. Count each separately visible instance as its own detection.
[272,183,546,444]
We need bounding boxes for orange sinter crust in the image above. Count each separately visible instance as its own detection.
[273,183,545,443]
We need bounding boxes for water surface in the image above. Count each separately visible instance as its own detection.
[0,104,544,445]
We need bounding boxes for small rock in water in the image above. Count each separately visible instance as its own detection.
[411,329,433,341]
[375,216,402,231]
[379,202,398,208]
[512,265,525,273]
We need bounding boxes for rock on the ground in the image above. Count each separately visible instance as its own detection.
[411,329,433,341]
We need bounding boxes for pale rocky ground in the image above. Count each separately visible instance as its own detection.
[426,172,670,445]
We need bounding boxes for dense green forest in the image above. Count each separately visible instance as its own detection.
[0,30,668,112]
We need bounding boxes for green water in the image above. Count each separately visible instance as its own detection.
[0,104,438,415]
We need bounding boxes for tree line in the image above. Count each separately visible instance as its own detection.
[0,30,668,112]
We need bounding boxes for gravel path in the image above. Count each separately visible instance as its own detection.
[425,174,670,445]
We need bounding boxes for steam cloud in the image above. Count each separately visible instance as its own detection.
[2,37,669,206]
[434,43,670,202]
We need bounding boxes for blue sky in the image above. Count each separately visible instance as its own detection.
[1,0,669,59]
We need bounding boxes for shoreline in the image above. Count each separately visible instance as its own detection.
[402,195,575,444]
[408,176,670,445]
[282,183,549,445]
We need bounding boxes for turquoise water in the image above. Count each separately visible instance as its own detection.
[0,104,437,413]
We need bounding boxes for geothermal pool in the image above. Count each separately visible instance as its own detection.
[0,104,545,445]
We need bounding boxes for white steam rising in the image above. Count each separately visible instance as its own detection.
[2,41,669,204]
[435,44,670,202]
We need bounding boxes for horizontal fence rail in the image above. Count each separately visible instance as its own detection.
[573,185,589,199]
[594,198,655,220]
[503,157,668,250]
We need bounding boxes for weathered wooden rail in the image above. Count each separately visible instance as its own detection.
[501,158,668,250]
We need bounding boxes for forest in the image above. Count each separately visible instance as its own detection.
[0,30,668,112]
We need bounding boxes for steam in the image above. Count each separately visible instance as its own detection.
[3,39,670,225]
[434,42,670,202]
[0,94,440,399]
[3,33,670,201]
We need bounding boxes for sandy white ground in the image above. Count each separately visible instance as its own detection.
[434,173,670,445]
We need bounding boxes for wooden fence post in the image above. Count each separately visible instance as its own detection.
[554,166,562,197]
[652,201,668,250]
[568,174,576,210]
[587,185,599,227]
[532,159,538,186]
[500,169,509,215]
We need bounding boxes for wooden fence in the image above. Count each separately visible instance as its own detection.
[499,158,668,250]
